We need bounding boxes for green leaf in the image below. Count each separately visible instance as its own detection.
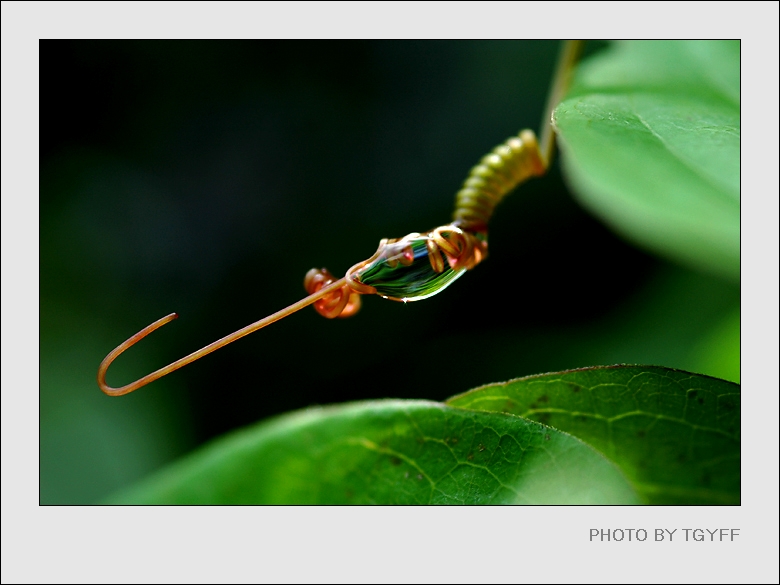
[688,307,741,384]
[108,400,639,504]
[447,366,740,504]
[553,41,739,280]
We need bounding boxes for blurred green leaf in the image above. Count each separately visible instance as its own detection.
[109,400,639,504]
[553,41,739,280]
[447,365,740,504]
[40,297,195,504]
[688,307,740,383]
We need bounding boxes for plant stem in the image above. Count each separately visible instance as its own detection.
[538,40,585,168]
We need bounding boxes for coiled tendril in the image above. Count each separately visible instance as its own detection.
[452,129,545,232]
[303,268,360,319]
[425,224,486,272]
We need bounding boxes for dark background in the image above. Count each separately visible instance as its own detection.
[40,40,738,503]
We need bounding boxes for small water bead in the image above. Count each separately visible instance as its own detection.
[355,234,467,301]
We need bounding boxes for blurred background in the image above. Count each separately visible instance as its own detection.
[40,40,739,504]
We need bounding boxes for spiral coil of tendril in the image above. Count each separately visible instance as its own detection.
[303,268,363,319]
[425,225,486,273]
[452,129,545,232]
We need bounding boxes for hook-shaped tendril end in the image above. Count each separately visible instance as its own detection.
[97,277,350,397]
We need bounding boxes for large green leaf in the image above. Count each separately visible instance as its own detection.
[553,41,739,280]
[447,366,740,504]
[109,400,639,504]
